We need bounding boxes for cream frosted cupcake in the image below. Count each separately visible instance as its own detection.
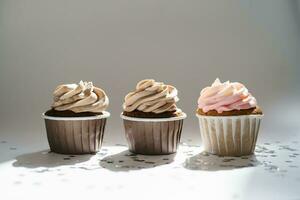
[43,81,110,154]
[196,78,263,156]
[121,79,186,155]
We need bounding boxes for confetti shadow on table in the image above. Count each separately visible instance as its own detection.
[12,150,93,169]
[100,150,175,171]
[184,152,259,171]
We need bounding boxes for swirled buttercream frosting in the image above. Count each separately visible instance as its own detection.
[198,78,257,113]
[123,79,181,114]
[52,81,109,113]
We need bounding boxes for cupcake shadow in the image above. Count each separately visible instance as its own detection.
[100,150,175,171]
[13,150,93,169]
[184,152,260,171]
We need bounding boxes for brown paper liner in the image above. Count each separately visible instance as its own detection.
[44,117,107,154]
[122,118,184,155]
[197,115,262,156]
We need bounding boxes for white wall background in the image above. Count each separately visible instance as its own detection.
[0,0,299,146]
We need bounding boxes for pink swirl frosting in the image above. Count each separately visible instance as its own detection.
[198,78,257,113]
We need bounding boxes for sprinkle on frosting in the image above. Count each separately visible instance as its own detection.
[52,81,109,113]
[123,79,181,114]
[198,78,257,113]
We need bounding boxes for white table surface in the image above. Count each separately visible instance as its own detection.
[0,124,300,200]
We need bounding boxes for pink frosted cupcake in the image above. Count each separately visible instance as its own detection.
[196,78,263,156]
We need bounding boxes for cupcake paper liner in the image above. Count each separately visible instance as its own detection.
[43,111,110,154]
[196,114,263,156]
[121,113,186,155]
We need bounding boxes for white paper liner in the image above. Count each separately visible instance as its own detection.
[196,114,263,156]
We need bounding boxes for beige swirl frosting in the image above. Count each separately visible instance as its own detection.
[123,79,181,113]
[52,81,109,113]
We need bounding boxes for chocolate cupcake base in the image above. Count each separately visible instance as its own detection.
[121,113,186,155]
[123,110,182,118]
[42,111,110,154]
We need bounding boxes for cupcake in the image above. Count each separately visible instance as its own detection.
[42,81,110,154]
[120,79,187,155]
[196,78,263,156]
